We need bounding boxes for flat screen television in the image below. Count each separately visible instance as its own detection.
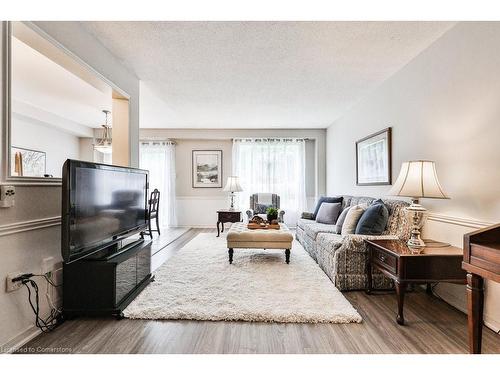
[61,160,149,263]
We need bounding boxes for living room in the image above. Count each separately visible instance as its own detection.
[1,1,499,372]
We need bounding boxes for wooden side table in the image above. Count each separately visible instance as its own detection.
[462,223,500,354]
[365,239,466,325]
[216,210,242,237]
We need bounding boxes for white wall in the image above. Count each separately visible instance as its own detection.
[0,21,141,351]
[112,98,130,167]
[175,138,233,227]
[326,22,500,332]
[11,116,80,177]
[140,128,326,227]
[32,21,140,167]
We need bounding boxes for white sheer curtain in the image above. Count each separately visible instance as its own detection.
[140,140,177,228]
[232,138,307,226]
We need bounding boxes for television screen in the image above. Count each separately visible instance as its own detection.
[62,160,148,263]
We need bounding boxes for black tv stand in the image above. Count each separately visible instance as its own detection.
[63,238,153,319]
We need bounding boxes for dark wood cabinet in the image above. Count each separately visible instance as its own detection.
[462,224,500,354]
[366,239,466,325]
[63,239,153,318]
[216,210,242,237]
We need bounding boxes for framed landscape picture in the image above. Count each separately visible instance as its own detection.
[192,150,223,188]
[356,127,392,186]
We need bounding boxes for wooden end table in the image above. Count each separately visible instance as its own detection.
[365,239,466,325]
[462,223,500,354]
[216,209,242,237]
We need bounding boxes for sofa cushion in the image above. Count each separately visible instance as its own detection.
[315,202,342,224]
[312,196,343,220]
[341,205,366,234]
[335,206,351,234]
[297,218,315,230]
[341,195,374,207]
[355,202,389,235]
[304,222,338,240]
[316,232,344,250]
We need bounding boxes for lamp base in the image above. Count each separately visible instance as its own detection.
[406,198,428,250]
[407,231,426,248]
[229,192,235,209]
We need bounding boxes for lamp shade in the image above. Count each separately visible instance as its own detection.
[388,160,449,199]
[223,176,243,192]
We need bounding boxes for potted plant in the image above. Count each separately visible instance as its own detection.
[266,207,278,222]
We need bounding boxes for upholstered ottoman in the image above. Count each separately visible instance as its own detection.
[226,222,294,264]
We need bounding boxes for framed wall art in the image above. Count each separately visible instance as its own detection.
[356,127,392,186]
[192,150,223,188]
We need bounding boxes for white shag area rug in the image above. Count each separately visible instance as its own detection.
[124,233,362,324]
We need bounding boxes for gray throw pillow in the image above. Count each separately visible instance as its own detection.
[335,206,351,234]
[315,202,342,225]
[312,196,343,220]
[355,201,389,235]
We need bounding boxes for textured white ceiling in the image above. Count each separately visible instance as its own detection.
[81,21,455,129]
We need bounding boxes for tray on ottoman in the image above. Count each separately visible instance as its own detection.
[247,222,281,230]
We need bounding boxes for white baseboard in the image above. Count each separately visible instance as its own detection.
[1,325,40,353]
[433,286,500,334]
[484,313,500,333]
[176,224,214,229]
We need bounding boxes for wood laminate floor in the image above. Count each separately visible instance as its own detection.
[21,228,500,354]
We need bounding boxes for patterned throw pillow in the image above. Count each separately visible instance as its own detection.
[254,203,272,214]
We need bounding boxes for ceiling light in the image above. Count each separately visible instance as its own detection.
[94,110,112,154]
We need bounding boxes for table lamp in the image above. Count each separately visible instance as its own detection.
[223,176,243,209]
[388,160,449,248]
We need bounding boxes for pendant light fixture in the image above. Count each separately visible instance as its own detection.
[94,110,112,154]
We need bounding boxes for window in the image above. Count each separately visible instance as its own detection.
[232,138,307,226]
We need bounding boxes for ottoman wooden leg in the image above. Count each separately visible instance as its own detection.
[285,249,290,264]
[228,248,234,264]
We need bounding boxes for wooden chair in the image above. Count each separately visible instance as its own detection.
[146,188,161,238]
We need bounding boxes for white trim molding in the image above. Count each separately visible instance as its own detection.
[176,195,227,201]
[427,212,495,229]
[0,216,61,237]
[1,326,41,354]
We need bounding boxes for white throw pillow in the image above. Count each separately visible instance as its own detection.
[341,204,367,235]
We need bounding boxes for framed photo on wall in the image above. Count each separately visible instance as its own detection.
[192,150,223,188]
[356,127,392,186]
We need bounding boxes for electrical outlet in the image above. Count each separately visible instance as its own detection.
[0,185,15,208]
[6,272,25,292]
[41,257,55,275]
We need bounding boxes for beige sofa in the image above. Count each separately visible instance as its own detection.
[296,195,410,290]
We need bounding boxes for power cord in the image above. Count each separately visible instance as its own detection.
[15,274,62,333]
[34,274,62,288]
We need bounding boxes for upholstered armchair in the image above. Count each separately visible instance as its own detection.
[246,193,285,222]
